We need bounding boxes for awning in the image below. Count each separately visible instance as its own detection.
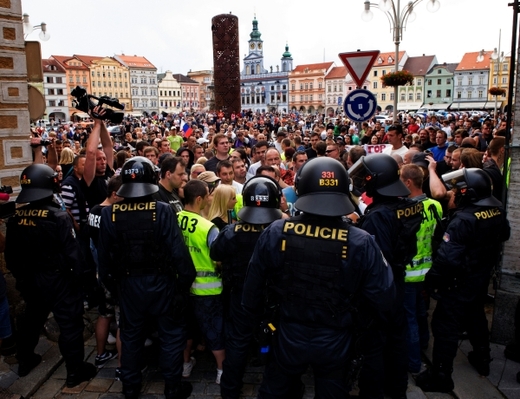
[397,102,423,111]
[427,103,451,110]
[129,112,143,117]
[449,101,488,110]
[72,112,90,118]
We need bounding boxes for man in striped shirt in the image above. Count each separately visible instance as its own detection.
[61,155,88,230]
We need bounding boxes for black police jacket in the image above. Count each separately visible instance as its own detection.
[97,197,195,292]
[5,200,83,278]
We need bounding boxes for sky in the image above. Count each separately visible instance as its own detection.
[22,0,515,74]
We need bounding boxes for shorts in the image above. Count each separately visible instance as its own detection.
[191,294,224,351]
[98,282,116,318]
[0,296,12,339]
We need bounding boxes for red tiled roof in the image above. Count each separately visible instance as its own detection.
[50,55,89,70]
[73,54,103,66]
[115,54,156,69]
[455,51,492,71]
[402,55,436,76]
[325,66,348,79]
[42,58,66,73]
[373,51,405,67]
[292,62,334,73]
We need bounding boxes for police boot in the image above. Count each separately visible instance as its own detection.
[66,362,97,388]
[468,348,492,376]
[415,364,454,393]
[505,342,520,363]
[123,383,141,399]
[164,381,192,399]
[17,353,42,377]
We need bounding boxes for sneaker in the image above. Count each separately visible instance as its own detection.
[115,367,121,381]
[95,350,118,368]
[182,357,196,378]
[106,332,117,345]
[66,362,97,388]
[216,368,223,384]
[18,353,42,377]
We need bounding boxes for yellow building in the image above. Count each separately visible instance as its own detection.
[187,69,214,111]
[369,51,407,113]
[488,55,510,113]
[74,55,132,112]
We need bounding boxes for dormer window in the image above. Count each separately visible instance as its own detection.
[388,56,393,63]
[378,57,383,64]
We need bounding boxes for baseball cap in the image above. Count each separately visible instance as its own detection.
[411,152,429,168]
[197,138,209,145]
[197,171,220,183]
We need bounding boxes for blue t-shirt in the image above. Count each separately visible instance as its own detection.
[430,145,447,162]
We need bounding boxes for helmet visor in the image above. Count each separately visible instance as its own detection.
[348,157,370,193]
[442,169,466,191]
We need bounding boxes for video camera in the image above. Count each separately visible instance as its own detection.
[0,186,15,219]
[71,86,125,124]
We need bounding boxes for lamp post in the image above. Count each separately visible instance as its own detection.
[361,0,440,122]
[491,30,505,121]
[22,13,50,41]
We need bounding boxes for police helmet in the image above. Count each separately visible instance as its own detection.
[348,153,410,197]
[117,156,158,198]
[442,168,502,207]
[294,157,354,217]
[238,176,282,224]
[16,164,58,203]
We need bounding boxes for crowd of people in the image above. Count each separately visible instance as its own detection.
[0,106,513,399]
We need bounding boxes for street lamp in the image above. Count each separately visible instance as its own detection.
[22,13,50,41]
[361,0,440,122]
[491,30,505,120]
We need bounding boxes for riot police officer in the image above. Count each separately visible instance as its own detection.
[210,176,283,399]
[97,157,195,399]
[416,168,510,392]
[242,157,395,398]
[350,153,423,399]
[5,164,96,386]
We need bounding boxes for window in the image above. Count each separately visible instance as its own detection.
[57,89,63,95]
[437,70,442,74]
[457,78,462,86]
[291,96,295,102]
[373,70,378,77]
[305,83,308,90]
[91,71,95,77]
[48,100,56,106]
[291,84,295,91]
[328,85,331,92]
[503,64,509,71]
[283,85,286,90]
[48,88,55,95]
[502,77,508,84]
[478,90,483,98]
[382,70,386,75]
[446,89,452,97]
[300,95,303,101]
[457,91,462,98]
[300,84,303,90]
[319,94,323,100]
[416,92,421,100]
[437,79,442,85]
[417,79,422,86]
[310,83,313,89]
[310,95,313,101]
[381,93,386,101]
[427,79,432,85]
[56,77,62,84]
[493,77,498,84]
[408,92,413,100]
[46,77,53,83]
[97,72,100,77]
[371,81,377,89]
[468,77,473,85]
[479,77,484,85]
[467,92,472,99]
[446,79,451,84]
[390,93,394,101]
[436,90,441,98]
[400,93,405,100]
[76,76,80,83]
[318,82,322,89]
[427,90,432,98]
[333,85,337,92]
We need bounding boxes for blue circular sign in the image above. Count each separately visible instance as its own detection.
[343,89,377,122]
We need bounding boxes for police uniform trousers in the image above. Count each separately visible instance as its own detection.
[118,274,185,391]
[17,271,85,373]
[221,287,258,399]
[258,322,351,399]
[431,269,490,368]
[358,273,408,399]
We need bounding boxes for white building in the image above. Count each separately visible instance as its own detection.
[114,54,158,116]
[42,58,69,123]
[157,71,182,114]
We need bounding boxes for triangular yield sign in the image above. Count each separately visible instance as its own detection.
[338,50,380,89]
